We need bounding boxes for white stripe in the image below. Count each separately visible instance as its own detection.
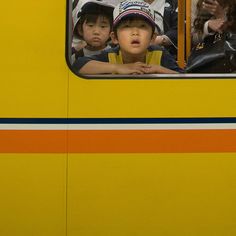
[0,123,236,130]
[0,124,68,130]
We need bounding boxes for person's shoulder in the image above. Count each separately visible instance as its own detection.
[104,45,120,54]
[74,48,84,58]
[82,46,120,63]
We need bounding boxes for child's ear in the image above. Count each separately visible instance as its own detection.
[77,25,83,38]
[150,32,158,45]
[110,32,119,44]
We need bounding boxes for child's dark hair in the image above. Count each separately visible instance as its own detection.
[75,4,113,39]
[112,16,156,39]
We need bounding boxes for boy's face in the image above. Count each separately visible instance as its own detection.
[112,19,154,57]
[79,15,111,50]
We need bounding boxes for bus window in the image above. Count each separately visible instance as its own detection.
[66,0,236,78]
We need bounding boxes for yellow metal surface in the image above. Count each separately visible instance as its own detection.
[0,154,67,236]
[69,73,236,117]
[1,0,236,236]
[1,1,236,119]
[0,0,68,117]
[67,153,236,236]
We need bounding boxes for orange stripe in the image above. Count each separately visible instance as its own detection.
[0,130,67,153]
[68,130,236,153]
[0,130,236,153]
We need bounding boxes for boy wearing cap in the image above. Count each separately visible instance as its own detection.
[73,0,182,74]
[71,0,115,63]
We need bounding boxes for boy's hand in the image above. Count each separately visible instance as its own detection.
[114,62,151,74]
[144,65,178,74]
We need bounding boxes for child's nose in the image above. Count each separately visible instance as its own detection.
[131,27,139,35]
[93,26,100,34]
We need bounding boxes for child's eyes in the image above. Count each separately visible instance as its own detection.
[86,23,95,27]
[100,25,109,28]
[121,23,148,28]
[139,24,148,28]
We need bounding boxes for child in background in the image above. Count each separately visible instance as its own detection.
[71,0,115,63]
[73,0,182,74]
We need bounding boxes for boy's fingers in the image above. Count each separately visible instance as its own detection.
[134,62,150,67]
[139,64,151,69]
[132,70,144,74]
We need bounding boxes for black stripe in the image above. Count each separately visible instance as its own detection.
[0,118,236,124]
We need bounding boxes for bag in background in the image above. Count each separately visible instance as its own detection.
[186,33,236,73]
